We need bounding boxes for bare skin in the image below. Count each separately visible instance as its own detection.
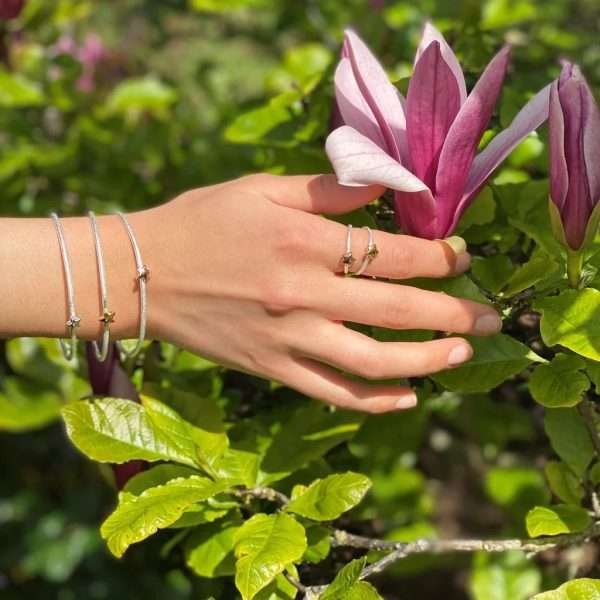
[0,173,502,413]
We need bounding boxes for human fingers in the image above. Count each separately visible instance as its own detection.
[319,219,471,278]
[316,277,502,335]
[256,173,385,214]
[279,356,418,413]
[294,322,473,379]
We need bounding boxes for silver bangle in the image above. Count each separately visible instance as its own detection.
[88,211,115,362]
[51,212,81,361]
[115,211,149,360]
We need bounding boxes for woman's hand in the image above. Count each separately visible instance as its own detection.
[133,174,502,414]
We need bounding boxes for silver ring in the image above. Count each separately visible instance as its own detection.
[341,224,356,275]
[353,226,379,277]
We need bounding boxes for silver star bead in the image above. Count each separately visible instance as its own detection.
[137,265,150,281]
[66,315,81,329]
[99,309,116,325]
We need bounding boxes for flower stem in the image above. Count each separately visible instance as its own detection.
[567,249,584,289]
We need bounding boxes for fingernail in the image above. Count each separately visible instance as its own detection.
[475,313,502,335]
[455,252,471,272]
[443,235,467,255]
[448,344,473,367]
[396,393,417,410]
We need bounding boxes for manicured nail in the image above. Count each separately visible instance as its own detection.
[448,344,473,367]
[443,235,467,255]
[475,313,502,335]
[396,393,417,410]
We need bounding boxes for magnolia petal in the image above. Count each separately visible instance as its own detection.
[435,45,511,235]
[407,41,461,190]
[393,189,439,239]
[415,21,467,105]
[581,73,600,205]
[559,69,592,249]
[465,84,551,201]
[548,80,568,212]
[325,126,429,192]
[343,29,409,164]
[334,58,387,150]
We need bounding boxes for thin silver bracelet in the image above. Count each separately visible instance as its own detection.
[51,212,81,361]
[88,211,115,362]
[115,211,149,360]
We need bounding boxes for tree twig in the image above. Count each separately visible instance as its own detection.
[235,486,290,505]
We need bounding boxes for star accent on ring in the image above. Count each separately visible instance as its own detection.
[66,315,81,329]
[366,245,379,259]
[342,252,355,266]
[99,309,116,325]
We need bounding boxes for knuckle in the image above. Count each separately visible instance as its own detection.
[238,172,278,190]
[261,272,304,311]
[271,218,311,261]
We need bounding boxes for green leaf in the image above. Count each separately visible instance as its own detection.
[0,69,44,107]
[586,360,600,389]
[534,289,600,361]
[233,513,306,600]
[412,274,490,304]
[482,0,537,29]
[211,448,260,487]
[544,408,595,476]
[471,255,514,294]
[533,578,600,599]
[286,472,371,521]
[123,464,201,495]
[302,525,331,564]
[62,397,203,468]
[469,551,541,600]
[190,0,273,11]
[529,355,589,408]
[525,505,590,537]
[105,77,176,119]
[502,251,560,297]
[259,403,364,484]
[0,377,61,432]
[321,558,375,600]
[185,516,242,578]
[433,334,541,393]
[101,476,231,557]
[456,187,496,232]
[544,461,584,505]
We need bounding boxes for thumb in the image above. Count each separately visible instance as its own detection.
[261,174,385,214]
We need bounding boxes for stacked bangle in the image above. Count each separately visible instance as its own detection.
[115,211,149,360]
[51,212,81,361]
[88,210,116,362]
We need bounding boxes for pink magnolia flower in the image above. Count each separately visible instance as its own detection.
[549,61,600,252]
[326,24,551,239]
[54,33,108,93]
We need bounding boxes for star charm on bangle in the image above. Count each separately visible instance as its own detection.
[66,315,81,329]
[99,309,116,325]
[137,265,150,281]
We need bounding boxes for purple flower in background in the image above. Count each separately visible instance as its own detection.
[549,61,600,252]
[326,24,551,239]
[54,33,108,93]
[0,0,24,20]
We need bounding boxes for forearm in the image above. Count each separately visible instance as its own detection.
[0,207,164,341]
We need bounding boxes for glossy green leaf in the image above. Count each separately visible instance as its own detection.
[101,476,231,557]
[302,525,331,564]
[286,472,371,521]
[62,397,201,467]
[544,461,584,505]
[529,355,589,408]
[533,578,600,599]
[471,255,514,294]
[535,290,600,361]
[0,70,44,107]
[105,77,176,118]
[433,334,542,393]
[233,513,306,600]
[185,516,242,578]
[544,408,595,476]
[321,557,382,600]
[525,505,590,537]
[502,251,560,297]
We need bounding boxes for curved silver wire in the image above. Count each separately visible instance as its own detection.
[88,211,114,362]
[353,226,379,277]
[115,211,149,361]
[51,212,81,361]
